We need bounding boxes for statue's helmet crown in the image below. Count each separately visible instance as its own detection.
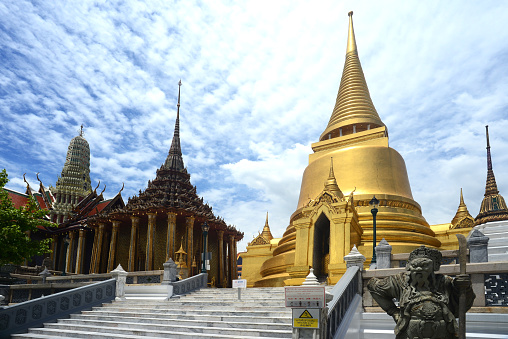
[407,246,442,271]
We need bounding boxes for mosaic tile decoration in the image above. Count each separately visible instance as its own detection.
[485,273,508,306]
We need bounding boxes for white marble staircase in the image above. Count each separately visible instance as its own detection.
[12,287,291,339]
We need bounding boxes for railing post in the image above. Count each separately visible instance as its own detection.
[110,264,127,301]
[162,258,178,285]
[468,229,489,263]
[375,238,392,269]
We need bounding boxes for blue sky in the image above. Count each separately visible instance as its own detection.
[1,1,508,252]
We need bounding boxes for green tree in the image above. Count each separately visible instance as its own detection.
[0,169,55,265]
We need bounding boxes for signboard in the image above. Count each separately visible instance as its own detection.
[292,308,320,328]
[285,286,325,308]
[232,279,247,288]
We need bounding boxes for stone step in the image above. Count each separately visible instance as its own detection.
[64,316,291,330]
[16,327,287,339]
[96,305,290,313]
[40,321,292,338]
[99,301,288,310]
[82,310,291,321]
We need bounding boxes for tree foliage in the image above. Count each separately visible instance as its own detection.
[0,169,55,265]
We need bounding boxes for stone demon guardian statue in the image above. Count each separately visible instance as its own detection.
[367,246,475,339]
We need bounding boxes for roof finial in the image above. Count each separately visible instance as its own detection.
[346,11,357,54]
[328,157,335,179]
[80,124,84,137]
[164,80,185,171]
[484,125,498,196]
[261,211,273,241]
[177,79,182,110]
[486,125,492,171]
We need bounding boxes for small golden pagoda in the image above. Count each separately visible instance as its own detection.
[246,12,442,287]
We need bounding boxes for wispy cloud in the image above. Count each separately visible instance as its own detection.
[1,1,507,252]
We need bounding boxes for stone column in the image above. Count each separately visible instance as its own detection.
[75,229,86,274]
[65,231,76,274]
[50,235,58,262]
[107,220,121,272]
[229,235,235,285]
[145,212,157,270]
[375,238,392,269]
[468,229,489,263]
[89,228,99,273]
[233,237,238,279]
[166,212,177,261]
[128,216,139,271]
[93,223,105,273]
[218,230,224,287]
[186,216,195,273]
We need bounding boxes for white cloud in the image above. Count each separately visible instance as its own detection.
[1,0,507,253]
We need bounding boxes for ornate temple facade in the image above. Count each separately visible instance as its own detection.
[242,12,478,287]
[81,83,243,286]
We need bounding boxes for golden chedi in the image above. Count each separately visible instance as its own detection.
[253,12,440,287]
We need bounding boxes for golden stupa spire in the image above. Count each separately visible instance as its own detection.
[261,212,273,241]
[451,188,473,226]
[320,11,385,141]
[324,157,344,199]
[346,11,357,54]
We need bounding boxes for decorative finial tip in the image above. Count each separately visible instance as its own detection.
[348,11,353,17]
[178,79,182,86]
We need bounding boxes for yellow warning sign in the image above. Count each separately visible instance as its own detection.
[293,318,318,328]
[292,309,320,328]
[299,310,313,318]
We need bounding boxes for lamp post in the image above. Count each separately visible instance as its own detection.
[369,196,380,267]
[201,221,209,273]
[62,234,70,276]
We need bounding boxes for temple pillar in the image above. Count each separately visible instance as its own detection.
[128,216,139,271]
[233,237,238,279]
[145,212,156,270]
[218,230,224,287]
[229,235,235,285]
[186,216,195,273]
[92,223,105,273]
[107,220,121,272]
[65,231,75,274]
[75,229,86,274]
[50,235,57,262]
[166,212,177,261]
[89,228,99,273]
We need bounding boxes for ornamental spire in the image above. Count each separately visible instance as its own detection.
[320,12,385,141]
[475,126,508,225]
[261,212,273,241]
[324,157,344,199]
[484,125,499,196]
[451,188,472,226]
[164,80,185,171]
[346,11,357,54]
